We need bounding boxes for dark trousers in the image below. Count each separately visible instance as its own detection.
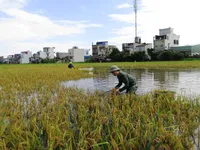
[126,85,138,94]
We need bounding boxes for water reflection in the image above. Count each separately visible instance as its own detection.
[62,68,200,96]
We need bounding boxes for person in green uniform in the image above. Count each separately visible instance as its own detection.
[110,65,137,94]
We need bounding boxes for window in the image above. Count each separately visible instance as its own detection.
[174,40,179,45]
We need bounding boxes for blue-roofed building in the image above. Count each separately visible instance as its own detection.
[92,41,117,60]
[171,44,200,56]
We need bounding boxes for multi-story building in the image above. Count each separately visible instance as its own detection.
[122,42,152,54]
[92,41,117,60]
[68,46,84,62]
[154,27,180,51]
[43,47,55,59]
[20,51,32,64]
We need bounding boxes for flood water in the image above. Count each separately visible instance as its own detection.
[62,68,200,97]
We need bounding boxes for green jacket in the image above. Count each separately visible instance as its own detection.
[115,71,137,92]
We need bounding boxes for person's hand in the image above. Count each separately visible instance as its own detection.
[115,88,119,93]
[112,88,119,95]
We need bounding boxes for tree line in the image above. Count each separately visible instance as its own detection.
[105,48,186,62]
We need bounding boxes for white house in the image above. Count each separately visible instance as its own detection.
[68,46,84,62]
[154,27,180,51]
[20,51,32,64]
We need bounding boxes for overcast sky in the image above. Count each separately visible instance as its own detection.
[0,0,199,56]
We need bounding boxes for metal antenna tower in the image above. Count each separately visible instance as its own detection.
[134,0,138,39]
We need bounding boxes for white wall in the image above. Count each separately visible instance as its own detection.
[38,51,47,59]
[20,51,32,64]
[154,30,180,51]
[69,48,84,62]
[144,44,152,52]
[136,44,152,53]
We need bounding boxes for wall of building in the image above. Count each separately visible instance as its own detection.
[92,42,115,58]
[136,44,152,53]
[38,51,47,59]
[0,56,4,62]
[123,42,152,54]
[69,48,84,62]
[122,43,137,54]
[154,28,180,51]
[56,52,69,59]
[20,51,32,64]
[154,40,166,51]
[43,47,55,59]
[168,34,179,48]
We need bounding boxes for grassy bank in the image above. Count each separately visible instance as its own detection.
[1,60,200,70]
[74,61,200,69]
[0,63,200,149]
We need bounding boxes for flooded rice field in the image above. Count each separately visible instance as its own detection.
[62,68,200,97]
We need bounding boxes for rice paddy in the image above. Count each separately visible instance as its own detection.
[0,63,200,149]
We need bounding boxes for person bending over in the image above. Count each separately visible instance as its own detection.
[110,65,137,94]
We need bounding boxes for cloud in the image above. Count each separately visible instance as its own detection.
[116,3,132,9]
[0,0,27,10]
[0,1,102,56]
[109,0,200,46]
[0,9,102,42]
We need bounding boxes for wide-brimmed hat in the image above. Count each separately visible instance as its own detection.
[110,65,120,73]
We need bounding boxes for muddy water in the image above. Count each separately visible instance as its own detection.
[62,68,200,97]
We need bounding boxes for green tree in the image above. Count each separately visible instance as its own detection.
[108,48,120,61]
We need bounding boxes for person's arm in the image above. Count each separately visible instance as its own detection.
[115,81,122,89]
[119,75,129,92]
